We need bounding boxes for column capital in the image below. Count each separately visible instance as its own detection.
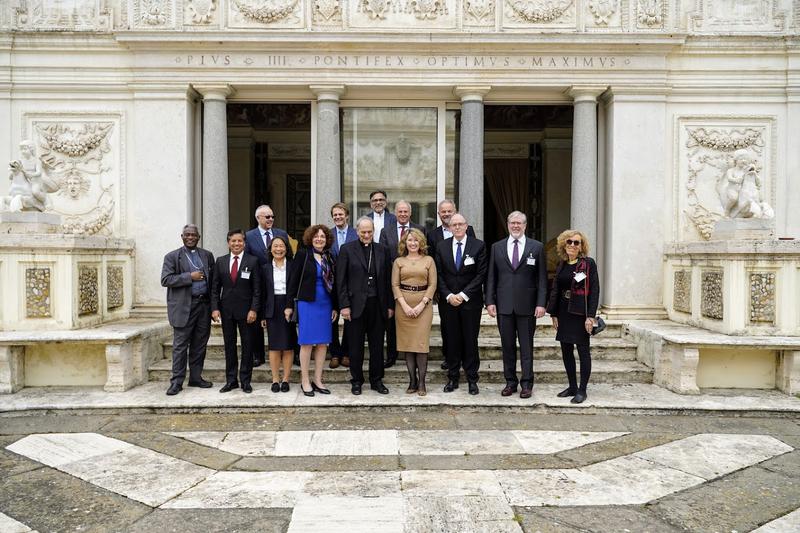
[454,86,492,102]
[566,85,607,103]
[194,84,235,101]
[310,85,346,102]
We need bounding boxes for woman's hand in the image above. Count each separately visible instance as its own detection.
[284,308,293,322]
[402,301,416,318]
[413,302,426,316]
[261,319,267,328]
[331,310,338,322]
[584,318,595,334]
[551,316,558,330]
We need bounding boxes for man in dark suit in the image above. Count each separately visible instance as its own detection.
[336,217,394,395]
[244,204,291,367]
[329,202,358,369]
[426,199,476,370]
[366,190,397,244]
[436,213,488,395]
[379,200,424,368]
[160,224,215,396]
[485,211,547,399]
[211,229,261,393]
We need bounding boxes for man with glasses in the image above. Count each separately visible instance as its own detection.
[329,202,357,369]
[245,204,291,367]
[485,211,547,399]
[367,190,396,244]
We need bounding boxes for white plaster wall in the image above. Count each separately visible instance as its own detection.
[543,139,572,244]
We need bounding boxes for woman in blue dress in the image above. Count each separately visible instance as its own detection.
[285,224,337,397]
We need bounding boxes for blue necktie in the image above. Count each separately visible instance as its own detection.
[339,230,345,247]
[455,241,463,270]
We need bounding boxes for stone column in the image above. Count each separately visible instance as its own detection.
[567,86,606,248]
[311,85,345,225]
[454,86,490,239]
[195,84,233,258]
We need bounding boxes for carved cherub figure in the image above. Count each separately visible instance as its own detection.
[717,149,774,219]
[1,140,59,212]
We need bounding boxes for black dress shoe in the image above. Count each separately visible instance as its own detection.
[440,361,448,370]
[271,382,281,393]
[501,385,517,397]
[242,384,253,393]
[384,356,397,369]
[370,382,389,394]
[443,380,459,393]
[571,391,587,404]
[312,382,331,394]
[252,360,264,368]
[188,379,213,388]
[219,382,239,393]
[280,381,290,393]
[301,385,315,397]
[520,388,532,399]
[557,387,577,398]
[166,384,182,396]
[351,383,362,395]
[468,382,479,395]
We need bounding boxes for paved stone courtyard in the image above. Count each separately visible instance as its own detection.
[2,400,800,532]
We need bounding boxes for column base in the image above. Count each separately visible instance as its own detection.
[599,304,668,320]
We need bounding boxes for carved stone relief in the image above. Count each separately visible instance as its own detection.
[78,265,99,316]
[637,0,664,28]
[701,270,723,320]
[313,0,342,24]
[673,269,691,314]
[749,271,775,324]
[689,0,786,33]
[107,265,124,310]
[350,0,456,28]
[464,0,495,26]
[229,0,303,27]
[13,0,112,31]
[25,267,51,318]
[186,0,217,24]
[134,0,174,27]
[588,0,617,25]
[504,0,575,26]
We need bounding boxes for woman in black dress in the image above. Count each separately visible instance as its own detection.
[261,236,296,393]
[546,230,600,404]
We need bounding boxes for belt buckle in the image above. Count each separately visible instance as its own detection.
[564,290,571,299]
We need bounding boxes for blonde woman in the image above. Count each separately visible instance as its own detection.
[392,228,437,396]
[545,230,600,404]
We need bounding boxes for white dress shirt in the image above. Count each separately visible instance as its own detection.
[397,223,409,241]
[507,235,526,264]
[261,229,272,247]
[272,259,287,295]
[335,225,349,248]
[447,236,469,303]
[441,226,453,240]
[229,252,243,274]
[372,211,385,243]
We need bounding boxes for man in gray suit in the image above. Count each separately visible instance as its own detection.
[161,224,215,396]
[485,211,547,399]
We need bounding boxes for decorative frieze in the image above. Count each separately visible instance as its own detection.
[701,270,723,320]
[689,0,786,33]
[107,266,125,310]
[313,0,342,24]
[350,0,456,27]
[673,270,691,314]
[749,271,775,324]
[13,0,112,32]
[78,265,99,316]
[25,268,51,318]
[231,0,302,25]
[135,0,173,26]
[637,0,664,28]
[187,0,217,24]
[588,0,617,25]
[505,0,574,24]
[464,0,494,25]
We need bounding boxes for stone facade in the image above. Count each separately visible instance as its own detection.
[749,271,776,325]
[78,265,100,316]
[672,270,690,315]
[25,267,51,318]
[701,271,724,321]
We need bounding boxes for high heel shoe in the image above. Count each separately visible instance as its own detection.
[417,385,427,397]
[406,378,419,394]
[311,382,331,395]
[301,384,315,397]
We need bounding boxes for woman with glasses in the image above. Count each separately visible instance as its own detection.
[546,230,600,404]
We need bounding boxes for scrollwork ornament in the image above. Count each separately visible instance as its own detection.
[465,0,494,23]
[234,0,299,24]
[588,0,616,25]
[360,0,393,19]
[188,0,217,23]
[313,0,340,21]
[507,0,573,24]
[637,0,662,26]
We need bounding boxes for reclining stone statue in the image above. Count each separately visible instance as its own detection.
[1,140,59,213]
[717,149,774,219]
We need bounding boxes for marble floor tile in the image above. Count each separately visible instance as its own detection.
[399,430,522,456]
[401,470,504,497]
[511,430,628,454]
[0,512,34,533]
[287,496,404,533]
[273,430,398,456]
[499,468,614,507]
[5,433,131,468]
[752,507,800,532]
[162,471,312,509]
[634,433,794,480]
[166,431,228,450]
[304,471,401,497]
[404,495,522,533]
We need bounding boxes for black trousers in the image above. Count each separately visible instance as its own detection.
[347,296,385,386]
[248,319,266,363]
[497,313,536,388]
[221,314,253,386]
[437,299,450,366]
[170,299,211,386]
[385,315,398,361]
[330,317,350,358]
[442,303,482,382]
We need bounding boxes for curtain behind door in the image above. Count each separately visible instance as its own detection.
[485,158,529,233]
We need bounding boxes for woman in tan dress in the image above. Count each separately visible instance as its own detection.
[392,228,437,396]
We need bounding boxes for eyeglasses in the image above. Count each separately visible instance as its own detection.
[258,215,274,219]
[566,239,582,246]
[370,198,386,203]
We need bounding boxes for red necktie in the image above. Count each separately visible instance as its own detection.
[230,255,239,282]
[400,225,407,238]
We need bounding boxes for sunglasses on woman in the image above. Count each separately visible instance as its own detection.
[566,239,582,246]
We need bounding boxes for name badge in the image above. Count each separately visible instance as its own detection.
[574,272,586,282]
[241,271,251,280]
[464,257,475,266]
[526,258,536,266]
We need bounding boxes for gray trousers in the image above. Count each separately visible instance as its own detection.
[171,298,211,385]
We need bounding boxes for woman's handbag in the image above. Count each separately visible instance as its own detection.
[581,258,606,336]
[288,256,307,324]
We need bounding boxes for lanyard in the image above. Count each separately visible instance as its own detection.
[184,250,202,271]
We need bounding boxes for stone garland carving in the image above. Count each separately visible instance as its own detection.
[749,272,775,324]
[506,0,573,23]
[234,0,299,23]
[78,265,99,316]
[313,0,341,22]
[687,127,762,152]
[107,266,124,310]
[637,0,662,26]
[138,0,171,25]
[465,0,494,24]
[701,270,723,320]
[588,0,617,25]
[188,0,217,23]
[25,268,51,318]
[673,270,691,314]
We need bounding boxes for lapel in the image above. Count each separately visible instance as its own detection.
[501,238,514,270]
[463,238,479,267]
[443,237,457,273]
[356,242,368,271]
[523,239,536,266]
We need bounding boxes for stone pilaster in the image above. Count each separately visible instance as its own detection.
[311,85,345,225]
[454,86,490,239]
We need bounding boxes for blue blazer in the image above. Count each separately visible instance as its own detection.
[244,226,292,266]
[331,225,358,258]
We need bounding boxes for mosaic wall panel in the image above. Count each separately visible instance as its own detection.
[107,265,124,310]
[749,271,776,324]
[701,270,723,320]
[78,265,99,316]
[673,270,691,314]
[25,267,52,318]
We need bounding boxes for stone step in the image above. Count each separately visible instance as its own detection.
[148,358,653,385]
[161,336,638,362]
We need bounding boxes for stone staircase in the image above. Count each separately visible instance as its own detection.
[149,312,652,386]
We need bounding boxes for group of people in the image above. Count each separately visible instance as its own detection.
[161,194,601,404]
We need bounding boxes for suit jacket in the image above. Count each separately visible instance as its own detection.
[368,211,397,243]
[331,225,358,258]
[261,258,292,320]
[427,224,476,262]
[380,220,424,261]
[211,253,261,320]
[485,237,548,316]
[335,240,393,320]
[161,247,215,328]
[244,226,292,266]
[435,236,488,310]
[286,248,338,309]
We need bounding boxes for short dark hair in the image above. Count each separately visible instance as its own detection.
[267,235,290,260]
[369,190,387,200]
[331,202,349,217]
[226,228,244,241]
[302,224,334,249]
